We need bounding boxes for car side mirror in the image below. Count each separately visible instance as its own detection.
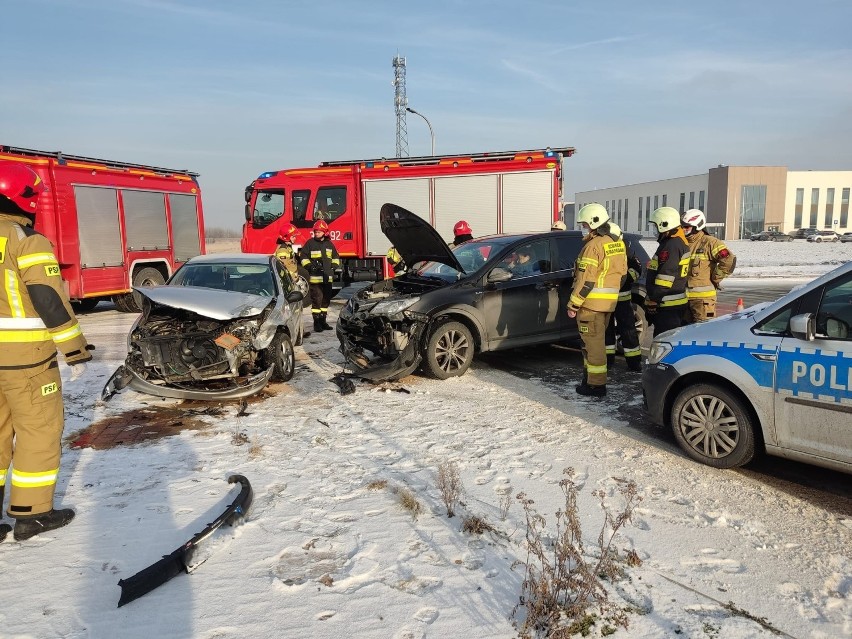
[790,313,815,341]
[487,267,513,284]
[286,290,304,304]
[244,204,251,222]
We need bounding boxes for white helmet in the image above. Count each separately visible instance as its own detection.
[576,203,609,230]
[608,222,623,239]
[650,206,681,234]
[681,208,706,231]
[551,220,567,231]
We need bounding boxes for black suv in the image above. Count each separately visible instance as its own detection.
[789,227,819,239]
[336,204,650,381]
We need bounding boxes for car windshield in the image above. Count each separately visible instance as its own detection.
[170,262,276,296]
[413,238,519,280]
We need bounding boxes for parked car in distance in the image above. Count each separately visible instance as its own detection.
[788,227,819,239]
[841,232,852,243]
[642,261,852,475]
[337,204,651,382]
[102,253,305,401]
[751,231,794,242]
[807,230,839,243]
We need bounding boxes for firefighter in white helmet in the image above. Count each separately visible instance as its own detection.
[680,209,736,323]
[566,203,627,397]
[646,206,691,336]
[0,162,93,541]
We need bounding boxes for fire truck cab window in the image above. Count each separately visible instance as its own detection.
[252,190,284,228]
[292,190,312,228]
[313,186,347,223]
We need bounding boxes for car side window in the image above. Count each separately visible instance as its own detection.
[815,273,852,340]
[554,236,583,271]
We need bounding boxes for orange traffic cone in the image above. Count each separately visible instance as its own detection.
[736,298,744,311]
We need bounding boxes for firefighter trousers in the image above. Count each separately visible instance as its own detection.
[0,359,64,518]
[309,282,333,315]
[577,307,612,387]
[685,297,717,323]
[651,307,683,336]
[605,300,641,362]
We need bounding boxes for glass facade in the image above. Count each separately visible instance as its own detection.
[810,188,819,227]
[795,188,804,228]
[689,192,695,209]
[841,188,850,228]
[740,185,767,238]
[825,188,835,228]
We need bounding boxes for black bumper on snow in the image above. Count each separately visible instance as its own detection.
[336,318,426,383]
[641,362,681,426]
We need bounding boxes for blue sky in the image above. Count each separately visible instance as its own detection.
[4,0,851,230]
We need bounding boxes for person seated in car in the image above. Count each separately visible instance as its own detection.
[509,246,540,277]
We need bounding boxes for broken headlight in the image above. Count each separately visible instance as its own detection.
[371,296,420,317]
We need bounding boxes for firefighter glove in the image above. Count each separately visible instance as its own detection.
[70,363,87,382]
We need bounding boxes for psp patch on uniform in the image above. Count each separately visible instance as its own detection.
[44,264,61,277]
[41,382,58,396]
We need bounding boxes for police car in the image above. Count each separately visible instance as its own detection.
[643,261,852,474]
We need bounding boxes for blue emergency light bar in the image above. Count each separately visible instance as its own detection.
[258,171,278,179]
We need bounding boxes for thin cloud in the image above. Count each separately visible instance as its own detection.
[500,59,569,95]
[550,35,641,55]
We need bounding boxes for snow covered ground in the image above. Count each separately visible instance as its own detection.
[1,242,850,639]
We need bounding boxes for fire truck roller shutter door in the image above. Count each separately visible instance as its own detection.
[362,179,430,257]
[501,171,554,234]
[434,174,498,241]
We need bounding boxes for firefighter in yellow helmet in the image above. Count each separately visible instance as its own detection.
[0,162,93,542]
[603,222,643,372]
[386,247,406,277]
[567,203,627,397]
[680,209,736,322]
[646,206,691,336]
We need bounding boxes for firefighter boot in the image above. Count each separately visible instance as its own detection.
[0,522,11,542]
[626,357,643,372]
[319,312,332,331]
[13,508,76,541]
[313,314,327,332]
[575,383,607,397]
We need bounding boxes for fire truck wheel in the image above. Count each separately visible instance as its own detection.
[72,298,100,313]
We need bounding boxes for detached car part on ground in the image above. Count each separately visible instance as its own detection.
[103,254,305,402]
[642,260,852,475]
[337,204,650,382]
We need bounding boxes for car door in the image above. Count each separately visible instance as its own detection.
[480,238,556,348]
[553,234,585,336]
[774,270,852,463]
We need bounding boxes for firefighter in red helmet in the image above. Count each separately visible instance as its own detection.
[0,162,93,541]
[274,223,300,276]
[300,219,340,332]
[450,220,473,247]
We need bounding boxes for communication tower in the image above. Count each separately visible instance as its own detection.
[392,54,409,158]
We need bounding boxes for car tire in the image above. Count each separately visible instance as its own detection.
[114,267,166,313]
[423,320,474,379]
[670,383,756,469]
[268,331,295,382]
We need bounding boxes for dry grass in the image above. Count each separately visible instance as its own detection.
[231,428,249,446]
[512,468,641,638]
[366,479,388,491]
[498,491,512,521]
[462,515,495,535]
[398,488,422,519]
[248,442,264,459]
[436,459,463,517]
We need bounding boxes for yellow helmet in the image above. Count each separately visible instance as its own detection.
[650,206,681,233]
[387,247,402,264]
[576,203,609,230]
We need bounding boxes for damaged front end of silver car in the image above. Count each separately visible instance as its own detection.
[103,288,283,401]
[336,283,428,382]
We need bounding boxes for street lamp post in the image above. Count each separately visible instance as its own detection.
[405,107,434,156]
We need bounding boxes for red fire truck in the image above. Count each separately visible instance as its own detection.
[241,146,574,283]
[0,145,205,312]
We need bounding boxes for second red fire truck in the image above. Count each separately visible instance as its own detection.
[241,146,574,283]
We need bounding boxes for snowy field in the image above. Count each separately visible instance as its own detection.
[0,241,850,639]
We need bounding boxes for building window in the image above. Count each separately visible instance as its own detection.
[740,185,767,239]
[638,196,643,224]
[645,196,651,231]
[605,200,609,215]
[689,192,695,209]
[653,195,659,211]
[624,198,629,231]
[841,188,850,228]
[617,198,622,226]
[679,193,685,213]
[662,194,667,206]
[810,188,819,227]
[699,190,705,210]
[794,188,804,228]
[825,188,835,228]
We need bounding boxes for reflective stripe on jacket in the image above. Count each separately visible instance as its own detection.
[646,228,690,308]
[686,231,736,299]
[0,213,90,369]
[300,236,341,284]
[568,231,628,313]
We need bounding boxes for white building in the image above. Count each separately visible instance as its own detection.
[575,166,852,240]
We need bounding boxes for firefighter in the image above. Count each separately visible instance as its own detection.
[450,220,473,247]
[646,206,691,336]
[300,220,340,332]
[681,209,736,323]
[274,224,300,276]
[0,162,93,542]
[386,247,406,277]
[603,223,643,372]
[566,203,627,397]
[551,220,567,231]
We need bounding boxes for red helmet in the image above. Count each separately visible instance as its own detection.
[313,220,329,233]
[0,162,45,215]
[453,220,472,236]
[278,224,298,243]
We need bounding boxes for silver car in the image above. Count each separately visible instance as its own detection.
[103,253,305,401]
[643,261,852,474]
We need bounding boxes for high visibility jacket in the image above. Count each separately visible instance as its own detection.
[0,213,91,369]
[300,236,340,284]
[274,243,299,275]
[612,230,643,303]
[685,231,736,299]
[646,228,690,308]
[568,231,627,313]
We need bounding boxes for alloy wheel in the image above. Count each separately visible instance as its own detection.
[677,394,740,458]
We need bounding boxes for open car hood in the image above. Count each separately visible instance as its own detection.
[380,203,465,272]
[136,286,271,320]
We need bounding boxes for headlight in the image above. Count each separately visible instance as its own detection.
[648,341,673,365]
[372,296,420,316]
